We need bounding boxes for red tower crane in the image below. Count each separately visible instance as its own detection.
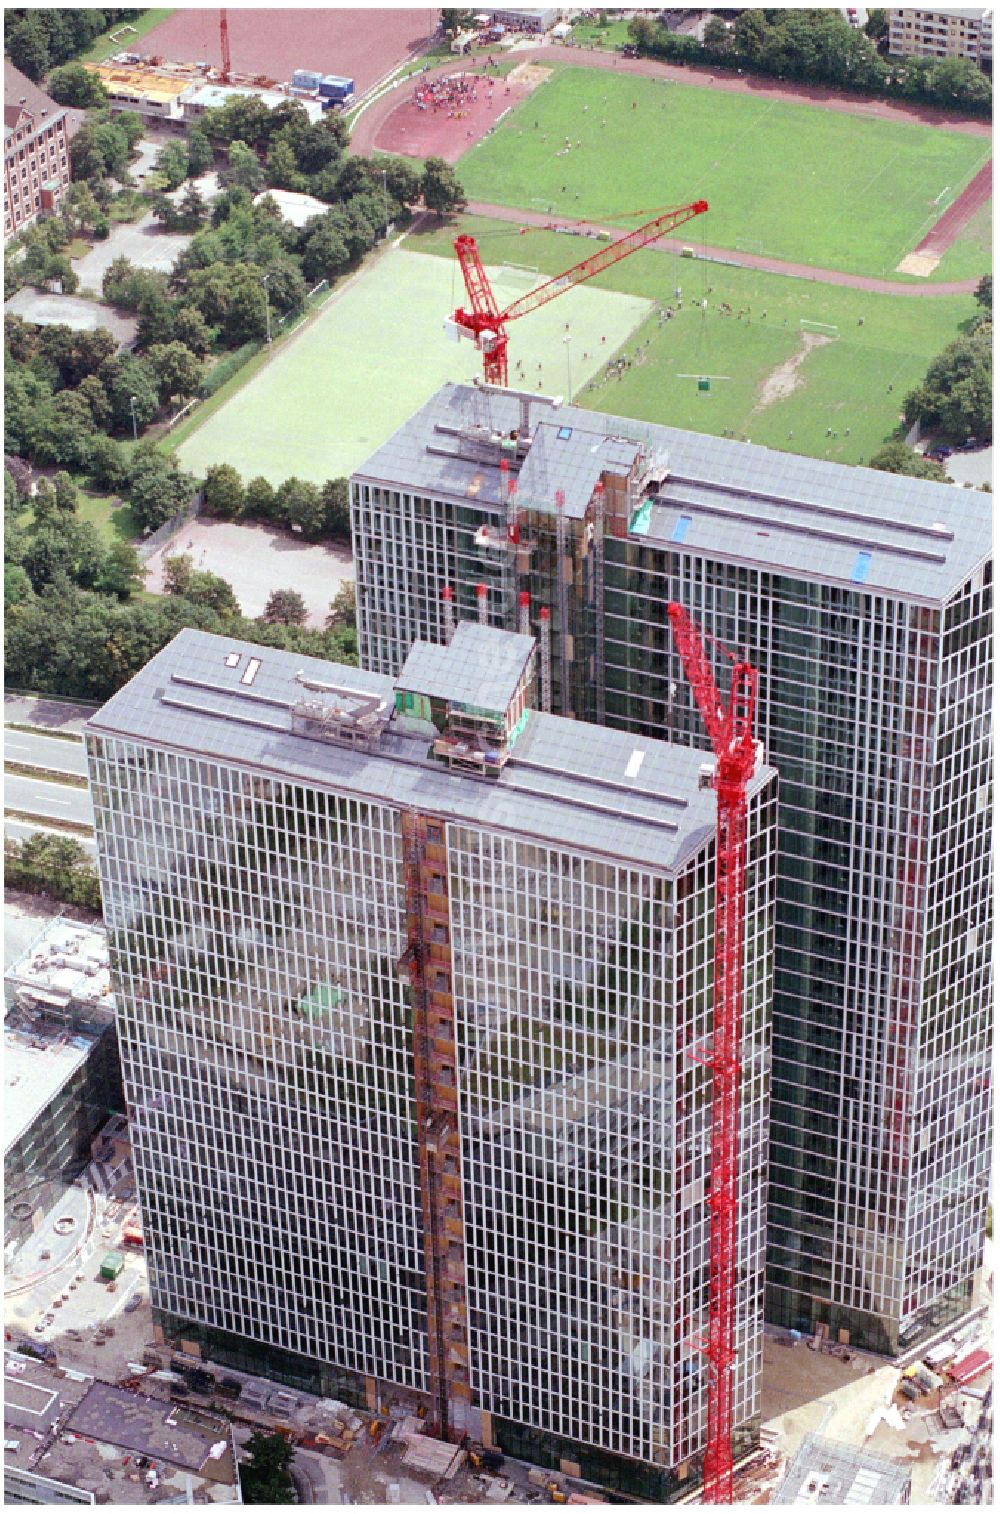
[450,200,708,388]
[666,603,759,1507]
[219,7,232,83]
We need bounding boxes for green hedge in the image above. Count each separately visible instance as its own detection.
[200,340,265,398]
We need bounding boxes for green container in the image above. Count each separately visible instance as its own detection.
[100,1250,124,1280]
[698,377,711,393]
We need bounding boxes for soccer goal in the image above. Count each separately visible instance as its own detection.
[800,318,840,338]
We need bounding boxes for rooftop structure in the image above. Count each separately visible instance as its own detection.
[86,626,777,1501]
[3,1353,240,1504]
[252,187,332,227]
[352,383,993,1361]
[183,81,324,122]
[84,62,190,119]
[771,1433,913,1505]
[4,918,120,1253]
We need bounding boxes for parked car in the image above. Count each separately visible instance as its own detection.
[124,1293,143,1314]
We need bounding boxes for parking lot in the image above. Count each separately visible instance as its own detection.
[74,211,193,294]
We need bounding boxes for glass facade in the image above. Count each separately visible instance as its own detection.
[352,456,992,1358]
[87,700,776,1492]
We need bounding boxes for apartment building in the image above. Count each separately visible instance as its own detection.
[4,62,73,242]
[85,624,776,1499]
[887,7,993,64]
[352,381,993,1356]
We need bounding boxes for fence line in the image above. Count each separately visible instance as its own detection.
[137,492,202,562]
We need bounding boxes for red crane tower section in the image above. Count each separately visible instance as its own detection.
[219,8,232,83]
[666,603,759,1507]
[450,200,708,388]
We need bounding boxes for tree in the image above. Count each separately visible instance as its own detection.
[88,434,132,494]
[266,134,301,191]
[299,214,350,284]
[98,353,159,434]
[187,125,215,178]
[421,157,467,217]
[734,9,769,59]
[244,475,277,521]
[172,304,214,356]
[157,140,189,192]
[278,477,324,538]
[178,180,208,230]
[163,553,195,596]
[47,60,108,108]
[868,441,947,481]
[39,390,96,471]
[320,476,351,541]
[975,274,992,311]
[95,540,144,600]
[32,479,59,528]
[326,581,356,630]
[5,562,34,606]
[180,569,242,620]
[147,341,203,404]
[225,139,265,194]
[702,16,732,53]
[62,180,102,234]
[136,286,177,348]
[6,15,50,80]
[128,449,196,532]
[903,324,992,441]
[263,588,309,625]
[53,471,78,514]
[240,1432,296,1505]
[864,9,888,42]
[203,462,245,520]
[260,259,306,318]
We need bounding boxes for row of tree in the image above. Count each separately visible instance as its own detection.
[4,7,141,80]
[4,832,102,913]
[202,464,351,542]
[630,9,991,115]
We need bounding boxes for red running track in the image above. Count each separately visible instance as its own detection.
[140,7,433,96]
[377,68,532,164]
[915,160,993,258]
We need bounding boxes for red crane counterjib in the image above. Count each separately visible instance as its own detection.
[452,200,708,389]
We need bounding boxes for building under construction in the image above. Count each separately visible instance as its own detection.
[352,382,993,1358]
[85,625,776,1500]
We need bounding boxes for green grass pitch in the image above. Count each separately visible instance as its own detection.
[411,216,978,467]
[175,248,652,485]
[457,68,991,279]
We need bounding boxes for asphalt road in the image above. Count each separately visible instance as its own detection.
[5,728,89,777]
[5,693,97,736]
[5,774,95,829]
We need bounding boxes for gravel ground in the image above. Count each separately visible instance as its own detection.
[143,518,353,628]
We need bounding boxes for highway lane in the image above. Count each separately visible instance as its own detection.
[5,774,95,829]
[4,819,96,856]
[5,727,89,778]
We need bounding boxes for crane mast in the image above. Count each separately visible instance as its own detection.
[219,7,231,83]
[451,200,708,388]
[666,603,759,1507]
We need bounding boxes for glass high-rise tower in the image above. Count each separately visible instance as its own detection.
[86,624,776,1500]
[352,382,993,1355]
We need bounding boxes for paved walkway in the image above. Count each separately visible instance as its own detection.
[465,200,983,296]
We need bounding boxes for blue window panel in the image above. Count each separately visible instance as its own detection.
[557,426,573,440]
[671,515,692,544]
[851,550,872,584]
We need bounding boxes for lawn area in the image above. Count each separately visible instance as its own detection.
[19,490,139,547]
[566,19,633,50]
[412,215,977,466]
[457,67,991,278]
[76,8,174,65]
[174,245,651,485]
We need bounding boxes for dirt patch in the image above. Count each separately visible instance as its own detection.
[507,61,552,89]
[754,330,832,412]
[896,251,941,277]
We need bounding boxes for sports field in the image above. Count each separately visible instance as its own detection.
[457,68,991,278]
[411,216,977,466]
[176,248,651,486]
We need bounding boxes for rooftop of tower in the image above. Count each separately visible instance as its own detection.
[85,628,773,876]
[353,382,990,604]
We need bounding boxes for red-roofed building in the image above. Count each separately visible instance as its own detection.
[4,61,73,242]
